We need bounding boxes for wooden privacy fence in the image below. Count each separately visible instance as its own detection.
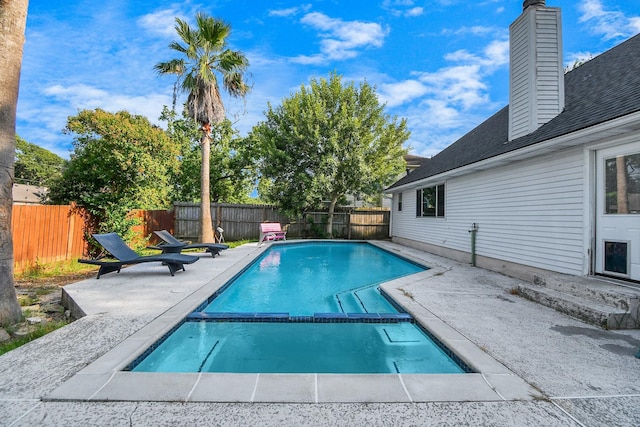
[11,203,389,272]
[174,203,288,242]
[174,202,390,241]
[12,204,86,273]
[12,206,175,273]
[129,209,175,245]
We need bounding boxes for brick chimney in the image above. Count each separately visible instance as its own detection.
[508,0,564,141]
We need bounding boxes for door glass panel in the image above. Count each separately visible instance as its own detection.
[605,152,640,214]
[604,241,628,275]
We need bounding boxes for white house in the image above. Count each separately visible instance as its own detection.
[387,0,640,283]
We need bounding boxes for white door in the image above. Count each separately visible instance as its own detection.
[595,142,640,280]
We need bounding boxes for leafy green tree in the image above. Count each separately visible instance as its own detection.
[48,109,180,244]
[155,12,250,242]
[250,73,409,235]
[14,135,65,187]
[161,107,256,204]
[0,0,29,325]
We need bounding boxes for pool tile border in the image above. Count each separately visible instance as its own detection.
[46,241,541,403]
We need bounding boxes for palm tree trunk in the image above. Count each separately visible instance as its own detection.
[200,130,215,242]
[616,155,629,214]
[0,0,28,325]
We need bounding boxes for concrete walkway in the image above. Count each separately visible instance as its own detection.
[1,241,639,426]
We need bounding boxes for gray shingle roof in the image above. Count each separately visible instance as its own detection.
[389,32,640,190]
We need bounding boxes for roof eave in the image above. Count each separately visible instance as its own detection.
[386,110,640,193]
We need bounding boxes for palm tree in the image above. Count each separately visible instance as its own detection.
[0,0,29,325]
[155,13,250,243]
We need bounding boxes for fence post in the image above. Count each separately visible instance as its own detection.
[66,205,75,258]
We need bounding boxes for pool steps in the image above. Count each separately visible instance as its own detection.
[186,312,414,323]
[516,274,640,329]
[335,285,394,313]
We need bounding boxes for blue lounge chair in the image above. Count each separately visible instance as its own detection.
[79,232,199,279]
[150,230,229,258]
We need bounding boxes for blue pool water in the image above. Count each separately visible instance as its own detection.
[130,242,471,374]
[132,321,465,374]
[204,242,424,315]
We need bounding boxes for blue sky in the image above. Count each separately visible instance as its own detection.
[17,0,640,159]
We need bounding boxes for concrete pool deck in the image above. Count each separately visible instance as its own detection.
[1,241,639,426]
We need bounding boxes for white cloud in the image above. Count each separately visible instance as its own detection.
[417,64,488,110]
[377,37,509,156]
[269,5,312,18]
[398,40,508,148]
[45,84,107,105]
[389,38,507,112]
[43,84,171,127]
[444,40,508,67]
[290,53,327,65]
[385,0,414,5]
[19,83,172,158]
[578,0,640,40]
[442,25,503,37]
[379,80,429,107]
[16,98,75,157]
[291,12,388,63]
[269,7,298,18]
[405,7,424,17]
[138,9,182,37]
[400,101,489,157]
[382,0,424,17]
[421,99,463,128]
[483,39,510,67]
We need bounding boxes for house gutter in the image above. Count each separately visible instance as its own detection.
[387,110,640,193]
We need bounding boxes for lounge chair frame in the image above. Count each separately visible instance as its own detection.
[149,230,229,257]
[79,233,199,279]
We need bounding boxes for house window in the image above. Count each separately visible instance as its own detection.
[604,152,640,214]
[397,193,403,211]
[416,184,445,217]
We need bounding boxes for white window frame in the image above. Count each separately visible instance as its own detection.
[416,183,445,218]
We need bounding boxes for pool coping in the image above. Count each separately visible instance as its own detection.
[47,240,541,403]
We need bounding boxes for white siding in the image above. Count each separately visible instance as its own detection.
[534,9,564,126]
[392,147,586,275]
[509,15,531,139]
[509,7,563,141]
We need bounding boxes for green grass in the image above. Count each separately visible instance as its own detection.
[16,258,98,281]
[225,239,252,248]
[7,258,93,356]
[17,294,39,306]
[5,239,253,356]
[0,320,70,356]
[17,240,252,281]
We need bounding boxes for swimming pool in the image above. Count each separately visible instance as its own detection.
[204,241,424,315]
[129,242,471,374]
[131,321,466,374]
[51,241,538,403]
